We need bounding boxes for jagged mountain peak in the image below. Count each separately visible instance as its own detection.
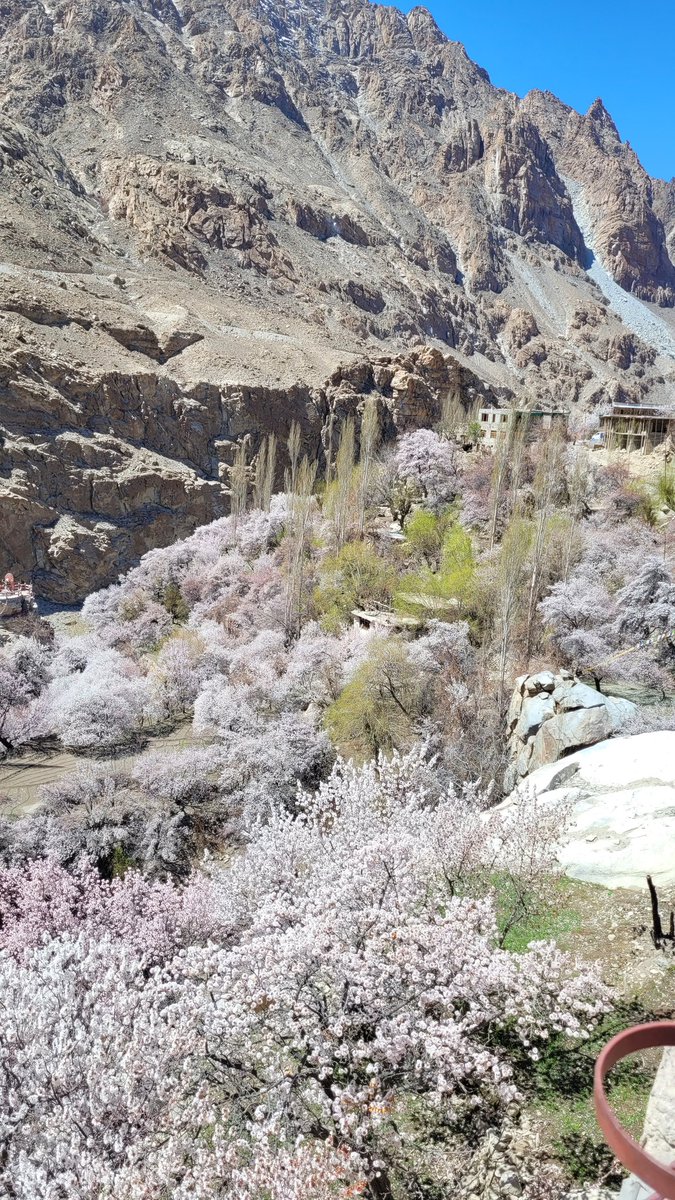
[1,0,673,322]
[586,96,621,142]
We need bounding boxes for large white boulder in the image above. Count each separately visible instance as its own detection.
[499,731,675,890]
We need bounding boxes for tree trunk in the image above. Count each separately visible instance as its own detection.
[648,874,664,945]
[367,1167,394,1200]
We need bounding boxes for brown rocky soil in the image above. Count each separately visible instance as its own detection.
[0,0,674,598]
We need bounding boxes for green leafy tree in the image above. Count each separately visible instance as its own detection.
[324,640,429,761]
[657,468,675,510]
[404,509,446,568]
[467,419,485,448]
[395,523,475,620]
[161,582,189,623]
[314,540,396,631]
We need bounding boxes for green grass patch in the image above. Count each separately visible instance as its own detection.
[501,900,581,953]
[490,873,584,953]
[529,1002,660,1185]
[488,875,661,1187]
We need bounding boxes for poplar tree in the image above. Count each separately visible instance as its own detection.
[357,397,379,535]
[524,427,565,661]
[228,438,249,526]
[332,417,355,550]
[286,421,301,496]
[254,433,277,512]
[284,454,318,640]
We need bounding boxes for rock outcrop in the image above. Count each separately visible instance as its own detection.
[0,334,499,601]
[499,731,675,890]
[639,1048,675,1184]
[0,0,673,596]
[505,671,635,791]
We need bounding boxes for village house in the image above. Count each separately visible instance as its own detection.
[351,607,424,635]
[0,574,36,618]
[478,406,568,448]
[598,402,674,454]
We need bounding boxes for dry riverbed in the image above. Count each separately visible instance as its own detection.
[0,724,204,817]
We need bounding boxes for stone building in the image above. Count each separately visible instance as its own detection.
[351,608,423,635]
[0,573,36,618]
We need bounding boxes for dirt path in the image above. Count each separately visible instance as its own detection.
[0,724,201,817]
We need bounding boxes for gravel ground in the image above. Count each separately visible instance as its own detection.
[0,723,204,816]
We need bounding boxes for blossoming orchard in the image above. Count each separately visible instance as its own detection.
[1,420,674,1197]
[0,753,610,1198]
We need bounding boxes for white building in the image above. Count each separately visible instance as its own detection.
[478,407,568,447]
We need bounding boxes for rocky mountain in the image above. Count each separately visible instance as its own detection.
[1,0,674,600]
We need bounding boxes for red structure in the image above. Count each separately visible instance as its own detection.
[595,1022,675,1200]
[0,574,35,616]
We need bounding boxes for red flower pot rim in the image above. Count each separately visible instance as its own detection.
[594,1021,675,1199]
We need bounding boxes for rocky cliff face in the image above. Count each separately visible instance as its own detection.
[0,0,674,598]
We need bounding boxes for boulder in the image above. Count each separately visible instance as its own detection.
[505,670,637,784]
[503,763,518,795]
[524,670,556,695]
[499,732,675,889]
[529,706,613,773]
[619,1047,675,1200]
[516,740,534,778]
[507,687,524,732]
[514,693,555,741]
[552,681,606,711]
[642,1047,675,1168]
[605,696,637,729]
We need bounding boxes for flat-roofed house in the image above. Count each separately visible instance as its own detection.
[0,574,36,618]
[478,407,568,448]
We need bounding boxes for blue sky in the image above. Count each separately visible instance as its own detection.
[392,0,675,181]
